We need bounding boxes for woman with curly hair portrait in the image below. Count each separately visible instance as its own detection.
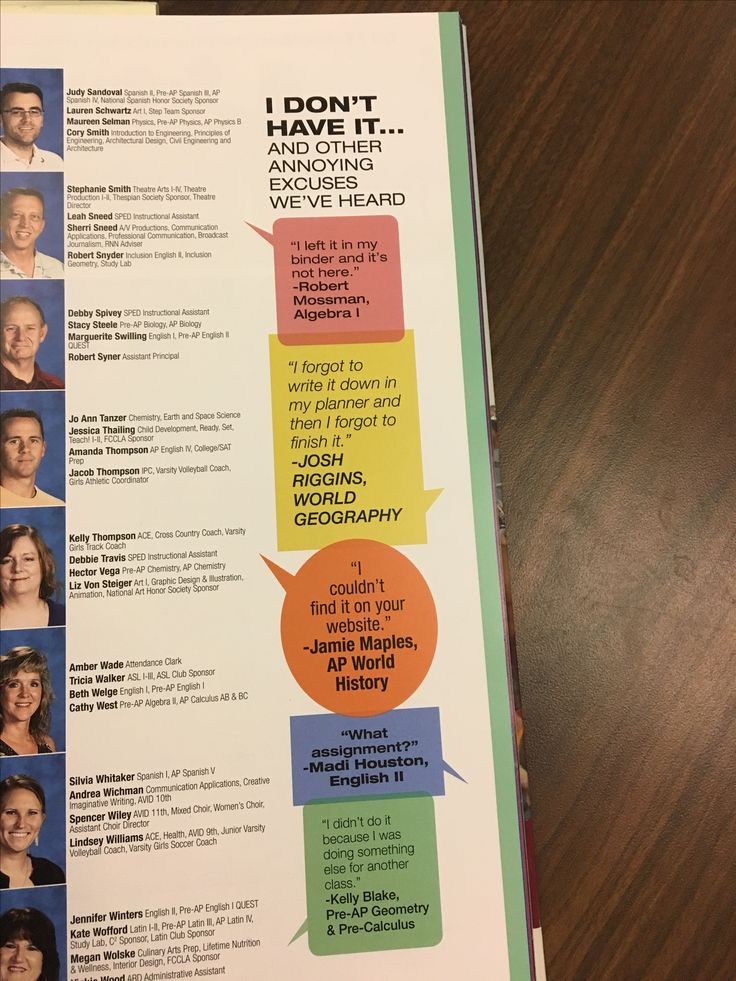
[0,647,56,756]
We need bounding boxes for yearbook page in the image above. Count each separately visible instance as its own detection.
[0,11,542,979]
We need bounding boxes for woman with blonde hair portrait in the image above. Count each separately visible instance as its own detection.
[0,647,55,756]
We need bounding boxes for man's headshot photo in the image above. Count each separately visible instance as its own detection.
[0,408,64,508]
[0,81,63,172]
[0,407,64,509]
[1,294,63,390]
[0,184,64,281]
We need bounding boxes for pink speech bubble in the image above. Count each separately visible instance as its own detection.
[249,215,404,345]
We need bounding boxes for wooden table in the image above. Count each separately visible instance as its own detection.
[157,3,736,977]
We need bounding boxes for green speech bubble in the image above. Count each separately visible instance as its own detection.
[302,794,442,955]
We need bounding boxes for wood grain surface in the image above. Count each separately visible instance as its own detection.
[158,2,736,978]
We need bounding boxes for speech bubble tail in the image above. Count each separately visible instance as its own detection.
[261,554,295,591]
[424,487,443,511]
[246,221,275,245]
[288,918,309,945]
[442,760,467,783]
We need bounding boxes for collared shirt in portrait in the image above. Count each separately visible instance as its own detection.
[0,360,64,390]
[0,139,64,171]
[0,248,64,279]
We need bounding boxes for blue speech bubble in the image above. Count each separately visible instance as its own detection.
[290,707,464,804]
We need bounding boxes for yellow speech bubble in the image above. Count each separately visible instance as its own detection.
[270,332,441,550]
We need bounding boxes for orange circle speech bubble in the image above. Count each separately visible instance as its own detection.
[279,539,437,716]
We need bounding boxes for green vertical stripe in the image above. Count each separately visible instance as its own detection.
[438,12,532,979]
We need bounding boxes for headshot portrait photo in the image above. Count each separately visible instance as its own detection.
[0,754,66,890]
[0,284,65,390]
[0,893,66,981]
[0,69,64,173]
[0,513,65,630]
[0,627,64,757]
[0,393,65,508]
[0,175,64,280]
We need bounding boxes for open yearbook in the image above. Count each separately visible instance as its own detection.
[0,9,545,979]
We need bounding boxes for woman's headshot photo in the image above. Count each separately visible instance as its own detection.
[0,648,56,757]
[0,906,60,981]
[0,773,64,889]
[0,523,64,629]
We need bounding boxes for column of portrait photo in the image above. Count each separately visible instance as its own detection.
[0,67,68,962]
